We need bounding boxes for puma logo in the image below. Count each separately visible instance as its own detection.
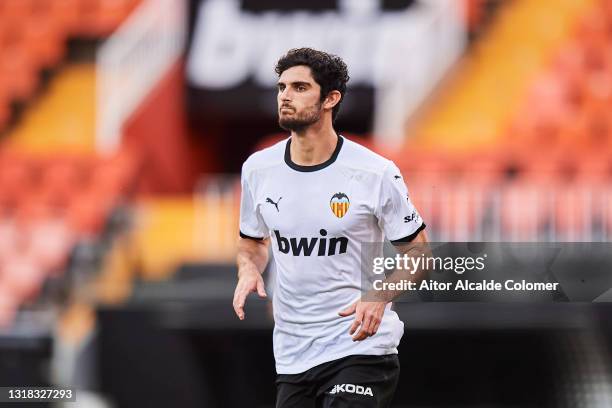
[266,197,282,212]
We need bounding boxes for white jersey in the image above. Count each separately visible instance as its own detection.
[239,135,425,374]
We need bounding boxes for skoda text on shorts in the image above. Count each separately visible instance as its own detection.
[233,48,428,408]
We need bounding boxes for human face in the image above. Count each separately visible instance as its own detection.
[277,65,323,132]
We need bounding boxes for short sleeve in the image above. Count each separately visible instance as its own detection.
[239,170,268,240]
[376,162,425,244]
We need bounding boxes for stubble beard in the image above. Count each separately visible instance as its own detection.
[278,102,323,132]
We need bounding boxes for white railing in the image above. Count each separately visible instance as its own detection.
[194,175,612,249]
[96,0,187,153]
[409,182,612,242]
[373,0,466,146]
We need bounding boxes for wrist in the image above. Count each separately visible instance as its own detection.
[238,265,260,279]
[365,289,393,304]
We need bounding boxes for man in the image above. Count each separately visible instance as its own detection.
[233,48,428,408]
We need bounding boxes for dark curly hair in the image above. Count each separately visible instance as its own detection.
[275,48,350,122]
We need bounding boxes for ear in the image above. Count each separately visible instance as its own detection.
[323,90,342,111]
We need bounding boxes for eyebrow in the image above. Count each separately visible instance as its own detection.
[276,81,312,87]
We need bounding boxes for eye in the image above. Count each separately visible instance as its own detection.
[297,85,306,92]
[277,84,285,92]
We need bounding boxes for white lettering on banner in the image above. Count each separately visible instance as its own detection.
[186,0,465,144]
[188,0,422,88]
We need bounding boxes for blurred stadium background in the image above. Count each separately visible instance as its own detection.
[0,0,612,406]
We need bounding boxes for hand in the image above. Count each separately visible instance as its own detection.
[338,300,387,341]
[233,267,267,320]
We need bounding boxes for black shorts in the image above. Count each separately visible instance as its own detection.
[276,354,400,408]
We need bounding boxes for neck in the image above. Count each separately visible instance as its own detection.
[289,118,338,166]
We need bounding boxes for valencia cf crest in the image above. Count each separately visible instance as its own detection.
[330,193,350,218]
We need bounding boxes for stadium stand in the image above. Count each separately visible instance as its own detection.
[0,0,141,330]
[0,0,140,132]
[411,0,596,150]
[388,0,612,241]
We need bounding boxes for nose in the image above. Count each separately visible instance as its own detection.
[279,87,291,101]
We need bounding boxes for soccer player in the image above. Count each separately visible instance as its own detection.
[233,48,428,408]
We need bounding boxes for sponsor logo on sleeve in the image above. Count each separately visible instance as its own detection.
[404,211,419,223]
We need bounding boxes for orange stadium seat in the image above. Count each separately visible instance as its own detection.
[90,149,139,199]
[39,158,87,209]
[22,16,66,69]
[460,149,508,187]
[0,156,36,207]
[0,46,38,102]
[67,191,110,236]
[76,0,100,36]
[47,0,82,35]
[577,151,612,184]
[522,71,574,126]
[95,0,138,35]
[77,0,123,37]
[0,0,34,21]
[0,17,23,47]
[393,150,454,184]
[15,195,56,230]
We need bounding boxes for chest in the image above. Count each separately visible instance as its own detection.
[254,170,377,234]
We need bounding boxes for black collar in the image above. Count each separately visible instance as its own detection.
[284,135,343,172]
